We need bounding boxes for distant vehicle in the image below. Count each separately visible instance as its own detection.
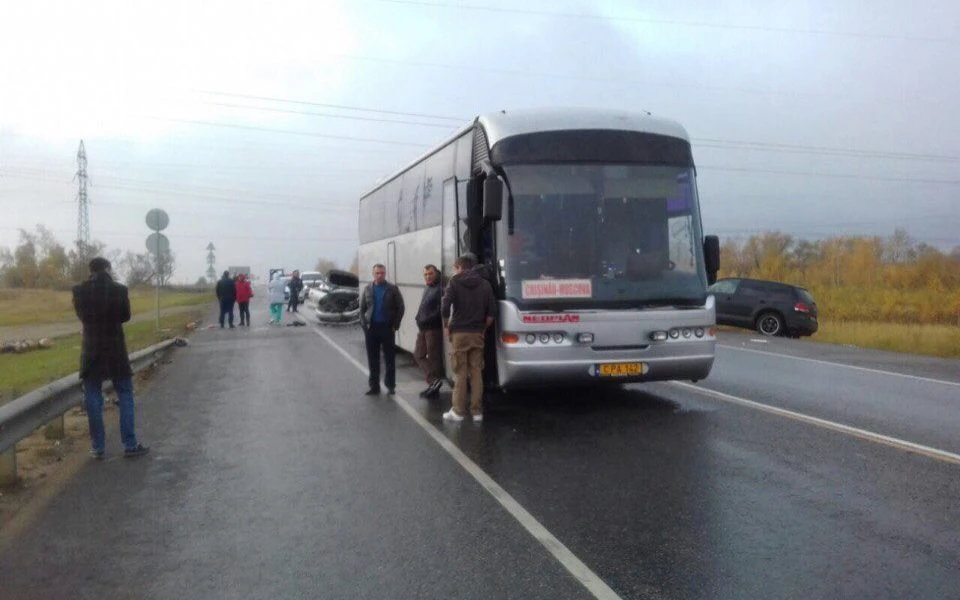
[708,277,819,337]
[268,267,285,282]
[306,269,360,324]
[299,271,325,293]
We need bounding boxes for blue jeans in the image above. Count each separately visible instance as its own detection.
[83,376,138,452]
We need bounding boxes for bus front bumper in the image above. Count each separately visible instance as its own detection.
[496,341,716,390]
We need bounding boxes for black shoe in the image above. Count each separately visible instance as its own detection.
[90,449,105,460]
[387,388,396,395]
[124,444,150,458]
[365,388,381,396]
[419,386,432,398]
[229,324,235,329]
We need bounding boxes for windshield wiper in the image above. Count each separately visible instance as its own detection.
[633,298,705,309]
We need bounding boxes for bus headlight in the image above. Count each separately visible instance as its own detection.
[577,333,594,344]
[525,334,536,344]
[552,333,564,344]
[650,331,668,341]
[539,333,550,344]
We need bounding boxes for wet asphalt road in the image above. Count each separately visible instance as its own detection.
[1,299,958,599]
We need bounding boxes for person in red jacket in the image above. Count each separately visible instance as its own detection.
[235,273,254,326]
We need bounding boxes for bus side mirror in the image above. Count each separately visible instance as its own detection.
[483,178,503,221]
[704,235,720,285]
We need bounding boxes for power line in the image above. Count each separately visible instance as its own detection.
[147,116,435,147]
[372,0,960,44]
[193,90,465,122]
[0,225,357,243]
[0,170,360,211]
[696,139,959,163]
[206,101,458,129]
[186,90,956,164]
[697,164,960,185]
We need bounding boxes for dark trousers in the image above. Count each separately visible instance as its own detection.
[238,302,250,325]
[288,295,299,312]
[364,323,396,391]
[219,299,235,326]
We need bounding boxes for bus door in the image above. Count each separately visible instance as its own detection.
[387,241,399,344]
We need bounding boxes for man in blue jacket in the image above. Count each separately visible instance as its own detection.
[359,263,405,395]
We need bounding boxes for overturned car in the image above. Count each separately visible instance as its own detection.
[305,269,360,325]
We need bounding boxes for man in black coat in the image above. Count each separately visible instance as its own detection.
[72,257,149,459]
[287,270,304,313]
[414,264,444,397]
[359,263,405,395]
[215,270,237,328]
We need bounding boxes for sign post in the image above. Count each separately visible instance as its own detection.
[145,209,170,330]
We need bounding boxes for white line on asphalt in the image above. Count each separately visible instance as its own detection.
[717,344,960,388]
[312,326,624,600]
[670,381,960,466]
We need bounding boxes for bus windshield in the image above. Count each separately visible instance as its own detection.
[499,163,708,310]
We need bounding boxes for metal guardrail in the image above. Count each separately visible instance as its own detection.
[0,339,176,480]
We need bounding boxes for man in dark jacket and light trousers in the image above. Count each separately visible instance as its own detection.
[72,257,149,459]
[414,264,444,397]
[359,263,405,395]
[441,254,496,422]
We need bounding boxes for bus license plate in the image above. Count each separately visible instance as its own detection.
[596,362,644,377]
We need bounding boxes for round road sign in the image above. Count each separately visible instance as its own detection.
[146,232,170,255]
[145,209,170,231]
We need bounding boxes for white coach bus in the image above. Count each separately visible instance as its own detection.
[358,108,720,391]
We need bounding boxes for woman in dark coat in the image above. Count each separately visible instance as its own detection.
[72,257,148,459]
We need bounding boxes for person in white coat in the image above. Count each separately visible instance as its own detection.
[268,273,286,325]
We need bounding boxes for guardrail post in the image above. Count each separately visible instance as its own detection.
[44,415,66,440]
[0,445,17,487]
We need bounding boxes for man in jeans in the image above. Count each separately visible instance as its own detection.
[414,264,444,398]
[359,263,405,395]
[72,257,149,459]
[440,254,496,422]
[215,270,236,328]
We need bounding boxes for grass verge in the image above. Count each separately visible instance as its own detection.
[0,308,206,406]
[812,320,960,358]
[0,288,210,327]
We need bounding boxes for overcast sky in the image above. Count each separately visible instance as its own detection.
[2,0,958,283]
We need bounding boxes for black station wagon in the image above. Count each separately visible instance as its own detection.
[707,278,819,337]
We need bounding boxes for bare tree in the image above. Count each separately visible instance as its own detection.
[118,251,154,287]
[156,249,176,286]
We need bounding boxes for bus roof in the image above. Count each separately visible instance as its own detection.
[360,107,690,199]
[476,107,690,146]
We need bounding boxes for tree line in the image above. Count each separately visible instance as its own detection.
[720,229,960,324]
[0,225,175,289]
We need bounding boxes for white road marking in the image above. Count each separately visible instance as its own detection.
[312,326,624,600]
[717,344,960,388]
[671,381,960,466]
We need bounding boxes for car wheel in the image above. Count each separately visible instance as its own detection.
[756,312,784,336]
